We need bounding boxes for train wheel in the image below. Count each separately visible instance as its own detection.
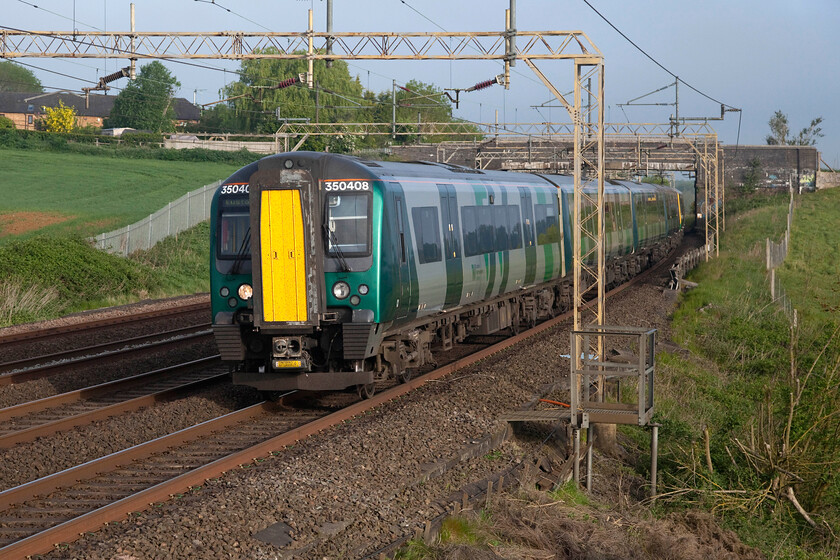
[260,391,283,402]
[398,368,414,384]
[357,383,376,399]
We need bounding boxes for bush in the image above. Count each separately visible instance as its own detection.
[0,115,14,130]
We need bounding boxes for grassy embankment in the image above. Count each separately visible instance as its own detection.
[0,146,248,325]
[652,188,840,558]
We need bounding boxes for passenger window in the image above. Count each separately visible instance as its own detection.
[535,203,560,245]
[493,205,508,251]
[462,206,479,257]
[478,206,494,254]
[411,206,442,264]
[507,205,522,249]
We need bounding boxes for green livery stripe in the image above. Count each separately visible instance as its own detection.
[525,246,537,285]
[543,243,554,282]
[484,252,496,299]
[498,251,509,294]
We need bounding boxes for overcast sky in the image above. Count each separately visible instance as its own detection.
[6,0,840,166]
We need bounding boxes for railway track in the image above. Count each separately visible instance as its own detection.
[0,300,208,348]
[0,244,688,558]
[0,326,214,387]
[0,356,224,449]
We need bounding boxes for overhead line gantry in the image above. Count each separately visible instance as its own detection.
[1,6,608,344]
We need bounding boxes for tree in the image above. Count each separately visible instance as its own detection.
[40,100,77,132]
[0,61,43,92]
[766,110,823,146]
[106,61,180,132]
[205,50,478,150]
[0,115,14,129]
[221,49,365,136]
[740,157,762,194]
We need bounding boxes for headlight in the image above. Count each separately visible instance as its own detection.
[358,284,369,295]
[350,295,361,306]
[220,286,230,297]
[238,283,253,300]
[332,281,350,299]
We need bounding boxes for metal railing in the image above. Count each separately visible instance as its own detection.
[92,180,221,256]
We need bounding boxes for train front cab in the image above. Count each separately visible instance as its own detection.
[231,155,381,393]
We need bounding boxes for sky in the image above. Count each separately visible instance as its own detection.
[4,0,840,166]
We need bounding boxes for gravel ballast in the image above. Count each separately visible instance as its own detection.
[41,263,689,559]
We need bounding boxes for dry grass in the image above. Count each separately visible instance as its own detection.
[0,278,59,327]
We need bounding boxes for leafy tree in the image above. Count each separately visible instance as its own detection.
[766,110,823,146]
[740,157,762,194]
[0,115,15,129]
[220,49,364,136]
[106,61,180,132]
[0,61,43,92]
[204,50,478,149]
[40,100,76,132]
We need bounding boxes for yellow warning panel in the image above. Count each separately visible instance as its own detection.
[260,190,308,322]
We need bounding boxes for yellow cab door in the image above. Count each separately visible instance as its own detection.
[260,189,308,323]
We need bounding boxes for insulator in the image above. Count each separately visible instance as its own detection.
[470,78,497,92]
[275,76,301,89]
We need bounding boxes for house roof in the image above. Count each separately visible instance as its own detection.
[0,91,200,121]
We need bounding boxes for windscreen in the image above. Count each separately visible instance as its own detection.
[216,194,251,273]
[326,193,371,257]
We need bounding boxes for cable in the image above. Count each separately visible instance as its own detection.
[396,0,447,32]
[193,0,277,33]
[15,0,102,31]
[8,60,90,84]
[579,0,738,111]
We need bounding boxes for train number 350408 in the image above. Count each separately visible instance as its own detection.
[323,180,370,191]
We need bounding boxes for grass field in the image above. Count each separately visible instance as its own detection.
[651,187,840,559]
[0,148,242,242]
[0,147,247,325]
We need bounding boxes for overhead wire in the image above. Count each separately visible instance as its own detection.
[15,0,103,31]
[391,0,545,121]
[193,0,277,34]
[579,0,738,111]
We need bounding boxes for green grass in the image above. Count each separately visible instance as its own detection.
[0,147,242,242]
[0,223,211,326]
[653,189,840,557]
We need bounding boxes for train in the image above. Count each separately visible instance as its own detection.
[210,151,683,398]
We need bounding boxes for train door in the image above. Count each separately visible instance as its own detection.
[520,189,537,285]
[394,194,412,319]
[438,184,463,308]
[249,166,323,330]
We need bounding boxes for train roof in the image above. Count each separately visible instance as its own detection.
[222,152,677,194]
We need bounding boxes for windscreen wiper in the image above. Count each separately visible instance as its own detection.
[230,227,251,275]
[323,224,350,272]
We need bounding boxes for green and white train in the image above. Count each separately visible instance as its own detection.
[210,152,683,398]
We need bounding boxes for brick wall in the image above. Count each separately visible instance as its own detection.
[0,112,37,130]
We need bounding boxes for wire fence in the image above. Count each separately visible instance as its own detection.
[92,180,222,256]
[766,189,797,325]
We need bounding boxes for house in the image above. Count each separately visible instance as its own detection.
[0,91,200,130]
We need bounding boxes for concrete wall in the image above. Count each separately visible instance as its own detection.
[719,145,818,192]
[164,138,278,154]
[817,171,840,190]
